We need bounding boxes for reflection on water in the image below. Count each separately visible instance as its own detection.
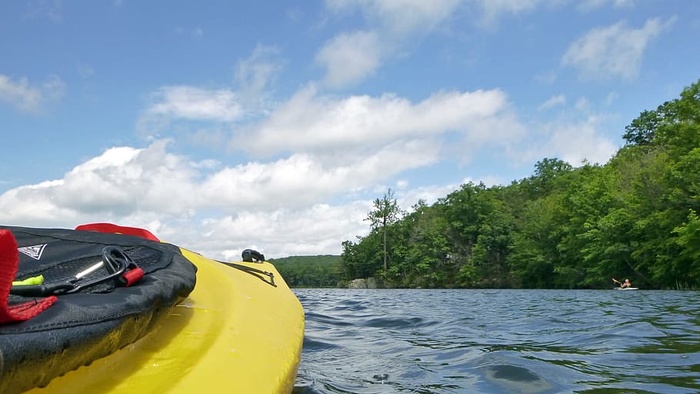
[484,364,553,394]
[293,289,700,394]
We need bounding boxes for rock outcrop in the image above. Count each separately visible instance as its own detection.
[347,277,379,289]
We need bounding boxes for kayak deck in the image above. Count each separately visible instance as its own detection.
[27,248,305,393]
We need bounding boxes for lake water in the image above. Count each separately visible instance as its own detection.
[291,289,700,394]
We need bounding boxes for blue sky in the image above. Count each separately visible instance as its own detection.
[1,0,698,259]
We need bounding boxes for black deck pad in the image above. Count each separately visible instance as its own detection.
[0,225,197,394]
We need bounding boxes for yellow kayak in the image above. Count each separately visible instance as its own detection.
[26,248,305,394]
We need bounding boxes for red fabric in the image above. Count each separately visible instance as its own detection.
[0,230,57,324]
[76,222,160,242]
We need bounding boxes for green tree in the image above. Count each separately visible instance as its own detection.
[623,109,664,146]
[673,209,700,286]
[339,78,700,289]
[469,188,515,287]
[394,199,452,287]
[365,188,403,271]
[508,159,574,287]
[340,233,382,280]
[272,255,342,287]
[508,196,560,288]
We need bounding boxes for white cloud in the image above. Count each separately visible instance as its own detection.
[134,82,520,211]
[137,44,283,139]
[538,94,566,111]
[367,0,461,35]
[562,18,674,80]
[0,82,526,259]
[523,116,618,167]
[0,139,462,260]
[200,203,370,260]
[473,0,637,24]
[549,120,618,166]
[137,86,245,139]
[316,31,382,88]
[0,142,197,222]
[321,0,649,87]
[327,0,544,30]
[398,183,461,207]
[239,87,513,156]
[0,180,75,224]
[0,141,384,259]
[578,0,635,12]
[201,140,440,212]
[146,86,243,121]
[0,75,43,112]
[0,74,64,113]
[326,0,460,35]
[318,0,460,88]
[235,44,283,105]
[477,0,543,25]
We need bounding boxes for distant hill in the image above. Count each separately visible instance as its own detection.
[269,255,342,288]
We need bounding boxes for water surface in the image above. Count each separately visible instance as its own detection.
[292,289,700,393]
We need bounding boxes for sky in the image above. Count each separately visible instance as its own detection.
[1,0,698,261]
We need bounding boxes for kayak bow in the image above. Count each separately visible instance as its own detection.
[26,248,305,394]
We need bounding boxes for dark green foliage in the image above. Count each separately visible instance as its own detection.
[271,255,341,288]
[339,79,700,289]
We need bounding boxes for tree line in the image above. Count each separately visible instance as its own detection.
[339,79,700,290]
[272,255,342,288]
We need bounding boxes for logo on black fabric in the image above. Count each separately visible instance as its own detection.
[18,244,47,260]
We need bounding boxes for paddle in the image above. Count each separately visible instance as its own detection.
[612,278,622,287]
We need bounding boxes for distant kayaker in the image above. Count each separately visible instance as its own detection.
[612,278,632,288]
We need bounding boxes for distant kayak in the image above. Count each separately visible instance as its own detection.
[611,278,636,290]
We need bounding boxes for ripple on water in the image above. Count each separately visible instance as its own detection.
[360,316,435,329]
[293,289,700,393]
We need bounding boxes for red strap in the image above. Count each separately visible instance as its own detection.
[0,230,57,324]
[75,223,160,242]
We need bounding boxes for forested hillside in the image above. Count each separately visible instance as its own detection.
[340,80,700,290]
[271,255,341,288]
